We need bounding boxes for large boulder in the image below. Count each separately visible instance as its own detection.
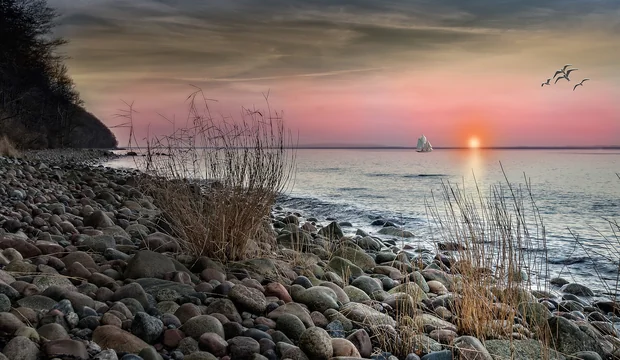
[547,316,606,357]
[485,339,566,360]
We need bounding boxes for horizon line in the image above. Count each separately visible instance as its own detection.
[115,145,620,150]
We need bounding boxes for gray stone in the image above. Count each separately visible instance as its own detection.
[290,284,340,313]
[131,312,164,344]
[485,339,566,360]
[2,336,40,360]
[181,315,225,339]
[275,313,306,341]
[227,336,260,360]
[299,327,333,360]
[0,294,10,312]
[560,283,594,297]
[548,316,605,357]
[124,250,177,279]
[229,284,267,314]
[454,336,492,360]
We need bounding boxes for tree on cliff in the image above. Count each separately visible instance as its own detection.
[0,0,117,148]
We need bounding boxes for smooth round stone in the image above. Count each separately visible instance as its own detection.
[298,327,333,360]
[326,320,345,338]
[292,276,313,289]
[121,355,144,360]
[243,328,272,342]
[0,294,10,312]
[228,336,260,360]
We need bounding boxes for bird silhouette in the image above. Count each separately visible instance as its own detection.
[553,64,574,78]
[573,78,590,91]
[555,75,569,84]
[541,78,551,87]
[564,68,578,79]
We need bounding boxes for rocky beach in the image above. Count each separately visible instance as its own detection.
[0,150,619,360]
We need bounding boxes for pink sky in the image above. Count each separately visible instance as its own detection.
[50,0,620,147]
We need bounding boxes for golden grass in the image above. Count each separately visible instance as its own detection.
[426,165,551,345]
[119,88,296,262]
[0,135,20,157]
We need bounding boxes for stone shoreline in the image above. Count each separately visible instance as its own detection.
[0,150,618,360]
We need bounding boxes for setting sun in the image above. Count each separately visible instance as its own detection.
[468,137,481,149]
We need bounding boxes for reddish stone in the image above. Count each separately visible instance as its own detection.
[0,237,42,258]
[264,282,292,303]
[35,240,65,256]
[162,329,185,348]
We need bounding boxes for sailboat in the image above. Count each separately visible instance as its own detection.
[416,135,433,153]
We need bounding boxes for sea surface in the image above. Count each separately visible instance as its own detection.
[105,148,620,298]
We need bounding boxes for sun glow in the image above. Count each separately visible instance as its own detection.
[468,137,480,149]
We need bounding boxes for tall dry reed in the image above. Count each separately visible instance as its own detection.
[120,88,296,262]
[426,165,550,340]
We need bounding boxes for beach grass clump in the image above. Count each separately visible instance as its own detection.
[0,135,20,157]
[128,88,296,262]
[427,167,550,341]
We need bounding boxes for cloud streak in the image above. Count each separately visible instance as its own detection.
[47,0,620,146]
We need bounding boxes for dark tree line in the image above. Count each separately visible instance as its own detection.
[0,0,117,148]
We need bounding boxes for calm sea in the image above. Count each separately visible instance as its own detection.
[106,148,620,297]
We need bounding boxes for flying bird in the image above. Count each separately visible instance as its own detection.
[541,78,551,87]
[564,68,578,79]
[555,75,569,84]
[553,64,574,78]
[553,69,564,78]
[573,78,590,91]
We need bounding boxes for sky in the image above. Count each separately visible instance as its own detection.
[49,0,620,147]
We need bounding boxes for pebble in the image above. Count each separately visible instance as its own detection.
[0,150,615,360]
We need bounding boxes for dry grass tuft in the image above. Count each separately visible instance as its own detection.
[0,135,20,157]
[427,165,550,342]
[121,88,296,262]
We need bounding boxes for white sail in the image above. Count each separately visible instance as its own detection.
[416,135,432,152]
[416,135,427,151]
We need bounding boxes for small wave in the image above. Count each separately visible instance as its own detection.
[548,256,590,265]
[367,173,394,177]
[338,187,368,191]
[414,174,448,177]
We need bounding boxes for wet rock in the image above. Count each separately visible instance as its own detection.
[560,283,594,297]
